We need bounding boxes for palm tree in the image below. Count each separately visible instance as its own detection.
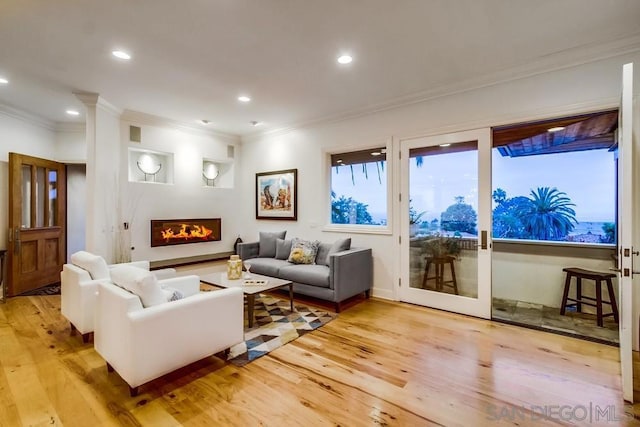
[518,187,577,241]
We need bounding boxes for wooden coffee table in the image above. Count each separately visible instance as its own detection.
[200,272,294,328]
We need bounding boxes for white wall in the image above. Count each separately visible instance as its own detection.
[55,126,86,163]
[241,52,640,300]
[120,120,241,262]
[66,164,86,260]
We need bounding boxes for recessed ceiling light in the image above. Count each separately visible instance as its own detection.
[112,50,131,60]
[548,126,565,132]
[200,119,210,125]
[337,54,353,64]
[0,77,8,84]
[439,143,451,147]
[66,110,80,116]
[371,151,381,156]
[238,95,251,103]
[250,121,262,126]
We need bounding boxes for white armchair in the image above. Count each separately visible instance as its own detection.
[61,251,177,342]
[94,275,243,396]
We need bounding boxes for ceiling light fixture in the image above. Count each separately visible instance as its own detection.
[439,143,451,147]
[250,121,261,126]
[547,126,565,132]
[0,77,8,84]
[238,95,251,103]
[337,54,353,64]
[200,119,210,125]
[66,110,80,116]
[112,50,131,60]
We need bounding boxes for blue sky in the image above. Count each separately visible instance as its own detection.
[332,148,616,223]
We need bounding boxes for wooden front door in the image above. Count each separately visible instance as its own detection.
[7,153,66,296]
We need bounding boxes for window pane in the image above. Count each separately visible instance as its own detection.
[492,148,615,243]
[21,165,31,228]
[36,166,45,227]
[48,170,57,226]
[331,151,387,225]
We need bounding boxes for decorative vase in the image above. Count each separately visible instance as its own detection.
[227,255,242,279]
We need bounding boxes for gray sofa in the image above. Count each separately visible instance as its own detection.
[237,232,372,312]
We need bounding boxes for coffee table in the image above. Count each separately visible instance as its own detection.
[200,272,294,328]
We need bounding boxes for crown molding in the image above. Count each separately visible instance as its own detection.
[73,91,122,117]
[0,101,56,130]
[121,109,240,142]
[245,33,640,142]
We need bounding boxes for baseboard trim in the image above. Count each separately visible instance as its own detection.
[371,288,394,301]
[150,252,233,269]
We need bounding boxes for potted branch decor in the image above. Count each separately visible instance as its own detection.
[422,233,461,259]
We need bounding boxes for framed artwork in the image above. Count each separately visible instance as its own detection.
[256,168,297,220]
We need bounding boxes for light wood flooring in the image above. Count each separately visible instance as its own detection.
[2,286,640,425]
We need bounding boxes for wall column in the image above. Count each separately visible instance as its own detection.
[75,92,122,262]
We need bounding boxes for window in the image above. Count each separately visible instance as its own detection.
[492,111,617,244]
[330,147,387,226]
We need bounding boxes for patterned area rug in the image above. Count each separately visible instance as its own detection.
[227,294,335,366]
[19,283,61,296]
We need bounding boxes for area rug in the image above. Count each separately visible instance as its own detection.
[19,283,61,296]
[227,294,336,366]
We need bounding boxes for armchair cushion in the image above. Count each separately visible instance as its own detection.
[110,265,166,308]
[70,251,110,280]
[258,231,287,258]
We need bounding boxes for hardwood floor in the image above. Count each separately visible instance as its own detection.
[1,292,639,426]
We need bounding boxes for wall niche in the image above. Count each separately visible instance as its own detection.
[128,148,174,184]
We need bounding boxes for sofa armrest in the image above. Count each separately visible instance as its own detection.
[110,260,150,270]
[152,268,177,280]
[238,242,260,260]
[61,263,103,334]
[329,248,373,302]
[158,275,200,298]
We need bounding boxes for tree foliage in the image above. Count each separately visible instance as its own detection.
[492,187,578,241]
[331,194,374,225]
[441,196,477,234]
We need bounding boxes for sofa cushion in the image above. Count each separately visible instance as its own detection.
[325,238,352,266]
[275,238,292,260]
[278,264,330,288]
[288,238,320,265]
[258,231,287,258]
[70,251,110,280]
[247,258,291,277]
[314,242,332,266]
[110,265,167,308]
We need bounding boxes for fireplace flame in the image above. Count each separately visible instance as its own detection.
[161,224,213,242]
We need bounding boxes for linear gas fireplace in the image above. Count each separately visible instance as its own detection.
[151,218,222,247]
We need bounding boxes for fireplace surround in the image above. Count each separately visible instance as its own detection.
[151,218,221,247]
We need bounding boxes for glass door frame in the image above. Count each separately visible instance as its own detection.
[399,128,492,319]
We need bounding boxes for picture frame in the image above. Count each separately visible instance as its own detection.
[256,168,297,220]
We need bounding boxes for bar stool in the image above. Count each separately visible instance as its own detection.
[421,255,458,294]
[559,267,618,327]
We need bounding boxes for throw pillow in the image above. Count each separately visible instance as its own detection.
[314,242,332,266]
[258,231,287,258]
[162,286,184,302]
[325,238,351,266]
[110,265,167,308]
[275,238,292,260]
[287,238,320,265]
[70,251,110,280]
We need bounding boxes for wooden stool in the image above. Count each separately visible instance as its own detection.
[421,255,458,294]
[559,267,618,327]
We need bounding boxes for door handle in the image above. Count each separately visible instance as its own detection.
[480,230,488,250]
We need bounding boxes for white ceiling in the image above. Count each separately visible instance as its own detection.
[0,0,639,136]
